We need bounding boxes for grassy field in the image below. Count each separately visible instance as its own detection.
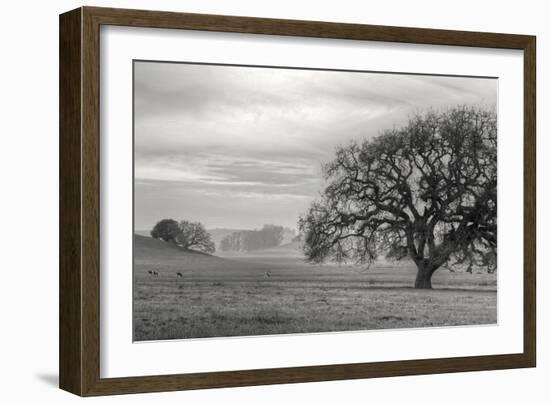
[133,235,497,341]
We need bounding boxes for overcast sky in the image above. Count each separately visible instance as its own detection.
[134,61,497,231]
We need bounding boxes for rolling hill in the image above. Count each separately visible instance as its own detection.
[133,234,278,277]
[134,229,151,237]
[134,233,210,258]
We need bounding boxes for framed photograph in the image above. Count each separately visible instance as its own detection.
[59,6,536,396]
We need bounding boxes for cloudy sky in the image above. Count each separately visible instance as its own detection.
[134,61,496,231]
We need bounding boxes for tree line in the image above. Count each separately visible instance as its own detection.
[220,225,284,252]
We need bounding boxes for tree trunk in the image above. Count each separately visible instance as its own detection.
[414,263,434,289]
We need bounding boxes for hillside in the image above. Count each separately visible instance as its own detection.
[133,234,278,277]
[134,229,151,237]
[135,228,252,244]
[135,227,297,250]
[134,234,212,259]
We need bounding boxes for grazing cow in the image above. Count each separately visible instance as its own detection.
[263,271,271,278]
[148,270,159,277]
[175,272,186,288]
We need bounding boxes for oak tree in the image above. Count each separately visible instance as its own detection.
[151,219,215,254]
[150,219,180,243]
[299,107,497,289]
[176,220,216,254]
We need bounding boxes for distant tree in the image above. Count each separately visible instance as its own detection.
[176,220,216,254]
[299,107,497,289]
[266,224,285,245]
[252,225,284,250]
[150,218,215,254]
[282,227,297,243]
[219,225,285,252]
[220,232,242,252]
[220,236,231,252]
[150,219,180,243]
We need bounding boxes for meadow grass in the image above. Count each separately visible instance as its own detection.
[133,236,497,341]
[134,279,496,341]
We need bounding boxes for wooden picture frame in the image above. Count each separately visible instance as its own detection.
[59,6,536,396]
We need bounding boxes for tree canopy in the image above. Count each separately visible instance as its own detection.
[299,106,497,289]
[151,219,215,254]
[176,220,216,254]
[150,219,180,243]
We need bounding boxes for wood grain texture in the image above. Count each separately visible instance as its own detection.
[81,6,102,396]
[59,6,537,396]
[523,38,536,367]
[86,6,532,49]
[59,8,83,396]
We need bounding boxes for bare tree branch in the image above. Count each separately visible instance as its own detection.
[299,106,497,289]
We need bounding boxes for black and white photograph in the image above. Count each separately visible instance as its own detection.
[133,61,498,342]
[1,0,544,400]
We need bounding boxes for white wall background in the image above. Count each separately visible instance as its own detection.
[0,0,546,401]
